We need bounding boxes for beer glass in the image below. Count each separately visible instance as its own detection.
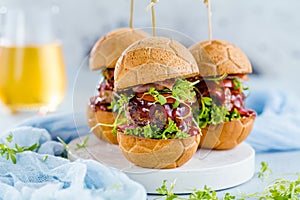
[0,4,66,113]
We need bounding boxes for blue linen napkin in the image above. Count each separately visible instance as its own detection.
[17,113,90,143]
[245,89,300,152]
[0,127,147,200]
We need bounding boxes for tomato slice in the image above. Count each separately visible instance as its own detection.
[136,93,175,104]
[222,79,234,88]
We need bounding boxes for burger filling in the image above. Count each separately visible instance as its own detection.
[114,79,201,139]
[89,68,114,112]
[191,74,256,128]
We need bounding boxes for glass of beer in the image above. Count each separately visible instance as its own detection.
[0,4,66,113]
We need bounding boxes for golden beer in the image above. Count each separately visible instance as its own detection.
[0,43,66,112]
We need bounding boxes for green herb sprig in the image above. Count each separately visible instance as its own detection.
[206,74,227,84]
[156,163,300,200]
[258,161,273,181]
[172,79,197,105]
[240,174,300,199]
[156,180,178,200]
[232,78,249,93]
[0,134,39,164]
[156,180,234,200]
[108,94,131,113]
[92,93,129,136]
[123,118,190,139]
[198,96,242,128]
[144,87,167,105]
[42,155,48,162]
[57,136,69,158]
[143,79,197,109]
[75,136,89,150]
[198,97,233,128]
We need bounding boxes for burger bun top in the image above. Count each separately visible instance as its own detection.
[89,28,149,70]
[114,36,199,90]
[189,40,252,77]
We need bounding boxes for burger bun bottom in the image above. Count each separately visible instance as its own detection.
[117,133,200,169]
[199,115,255,150]
[86,105,118,145]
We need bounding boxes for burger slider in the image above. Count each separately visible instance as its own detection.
[113,37,201,169]
[87,28,148,144]
[189,40,256,150]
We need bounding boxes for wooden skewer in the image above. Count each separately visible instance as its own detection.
[151,4,156,36]
[129,0,134,28]
[206,0,213,41]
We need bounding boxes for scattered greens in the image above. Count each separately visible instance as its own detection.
[172,79,197,105]
[6,133,13,143]
[227,108,241,121]
[156,180,178,200]
[233,78,249,93]
[198,97,241,128]
[205,74,227,84]
[257,161,273,181]
[143,79,197,109]
[57,136,69,158]
[156,180,234,200]
[240,174,300,199]
[156,163,300,200]
[123,118,190,139]
[98,93,130,135]
[0,134,39,164]
[75,136,89,150]
[196,75,251,129]
[145,87,168,105]
[108,94,131,113]
[42,155,48,162]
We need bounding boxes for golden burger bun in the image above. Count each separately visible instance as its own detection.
[189,40,255,150]
[114,36,199,90]
[114,36,201,168]
[89,27,149,70]
[87,28,148,144]
[86,105,118,144]
[189,40,252,76]
[199,115,255,150]
[117,133,200,169]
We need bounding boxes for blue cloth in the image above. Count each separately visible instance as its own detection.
[0,127,146,200]
[245,89,300,152]
[18,113,90,143]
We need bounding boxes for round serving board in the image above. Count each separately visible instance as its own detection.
[68,134,255,194]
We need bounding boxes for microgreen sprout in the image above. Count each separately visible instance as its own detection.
[56,136,69,158]
[42,155,48,162]
[206,73,227,84]
[0,134,39,164]
[75,136,89,150]
[258,161,272,181]
[156,164,300,200]
[155,180,234,200]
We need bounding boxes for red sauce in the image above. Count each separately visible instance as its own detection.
[128,94,200,136]
[90,68,115,112]
[191,75,256,117]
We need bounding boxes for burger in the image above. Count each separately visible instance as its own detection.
[87,28,148,144]
[189,40,256,150]
[113,37,201,169]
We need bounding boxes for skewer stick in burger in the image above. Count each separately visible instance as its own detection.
[113,37,201,169]
[189,40,256,150]
[87,28,148,144]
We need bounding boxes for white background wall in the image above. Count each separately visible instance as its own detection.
[1,0,300,88]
